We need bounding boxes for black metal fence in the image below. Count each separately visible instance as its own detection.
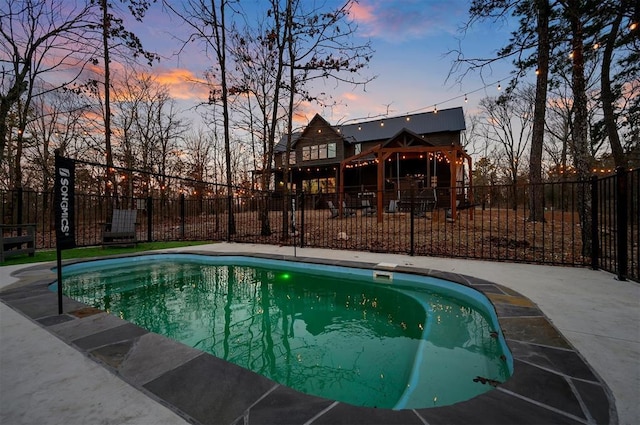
[2,168,638,282]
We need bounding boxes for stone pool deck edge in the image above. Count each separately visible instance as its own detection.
[0,251,617,425]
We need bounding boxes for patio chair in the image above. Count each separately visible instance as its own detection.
[361,199,376,216]
[342,201,356,217]
[327,200,340,218]
[102,209,138,247]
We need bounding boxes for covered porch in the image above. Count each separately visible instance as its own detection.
[338,141,473,223]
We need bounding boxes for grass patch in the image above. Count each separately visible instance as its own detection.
[0,241,213,266]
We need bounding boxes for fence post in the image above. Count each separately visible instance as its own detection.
[616,167,628,281]
[16,187,24,235]
[590,175,599,270]
[300,191,305,248]
[409,183,415,256]
[180,193,186,240]
[146,196,153,242]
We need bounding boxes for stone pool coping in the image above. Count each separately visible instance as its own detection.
[0,251,616,425]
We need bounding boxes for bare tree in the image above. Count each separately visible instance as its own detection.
[91,0,158,200]
[279,0,374,238]
[227,15,287,235]
[164,0,238,235]
[0,0,97,181]
[478,87,534,210]
[23,86,90,192]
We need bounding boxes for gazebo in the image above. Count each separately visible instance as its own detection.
[338,129,473,222]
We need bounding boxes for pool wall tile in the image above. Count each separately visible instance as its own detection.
[48,312,126,342]
[470,283,506,294]
[500,360,586,419]
[143,353,276,425]
[117,333,203,386]
[417,388,584,424]
[310,403,424,425]
[71,323,148,351]
[90,340,136,369]
[493,303,543,318]
[571,378,612,424]
[1,292,85,319]
[36,313,75,326]
[508,340,599,382]
[244,385,334,425]
[500,317,573,349]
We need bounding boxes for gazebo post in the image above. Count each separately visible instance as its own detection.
[466,154,474,220]
[448,149,458,219]
[339,163,345,217]
[377,153,384,223]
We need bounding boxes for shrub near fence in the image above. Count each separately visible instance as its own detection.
[1,168,637,282]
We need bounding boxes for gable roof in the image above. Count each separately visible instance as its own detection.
[338,107,465,144]
[275,106,465,152]
[382,128,436,148]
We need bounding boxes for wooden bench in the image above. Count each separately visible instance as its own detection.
[1,224,36,262]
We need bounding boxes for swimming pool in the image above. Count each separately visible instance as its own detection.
[55,254,513,410]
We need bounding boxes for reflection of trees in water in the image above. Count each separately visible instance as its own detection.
[64,262,507,407]
[425,291,501,355]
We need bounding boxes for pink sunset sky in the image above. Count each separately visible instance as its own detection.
[126,0,520,127]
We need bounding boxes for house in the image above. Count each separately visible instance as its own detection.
[273,106,472,221]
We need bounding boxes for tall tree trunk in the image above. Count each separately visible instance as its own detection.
[528,0,550,222]
[601,5,626,168]
[102,0,115,202]
[567,0,593,256]
[281,9,295,241]
[212,0,236,236]
[261,0,290,237]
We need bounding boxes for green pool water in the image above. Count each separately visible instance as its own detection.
[58,255,511,409]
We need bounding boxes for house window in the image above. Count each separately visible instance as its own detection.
[328,143,336,158]
[302,177,336,194]
[301,143,337,161]
[354,144,361,155]
[289,151,296,165]
[318,144,327,159]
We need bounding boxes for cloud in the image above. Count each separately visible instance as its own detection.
[152,68,209,101]
[349,0,465,42]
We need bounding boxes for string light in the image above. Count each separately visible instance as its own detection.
[341,77,510,126]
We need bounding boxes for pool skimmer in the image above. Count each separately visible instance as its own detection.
[373,262,397,282]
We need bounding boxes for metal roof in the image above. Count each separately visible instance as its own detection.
[274,132,302,153]
[337,107,465,144]
[275,106,465,152]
